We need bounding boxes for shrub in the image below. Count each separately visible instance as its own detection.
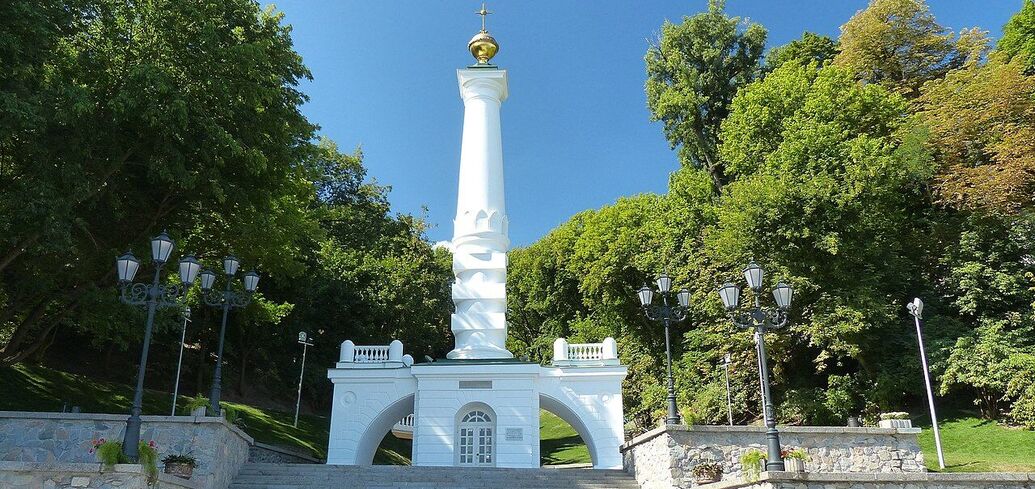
[90,439,158,484]
[879,411,910,420]
[781,447,810,460]
[161,453,198,468]
[740,449,765,481]
[183,395,210,414]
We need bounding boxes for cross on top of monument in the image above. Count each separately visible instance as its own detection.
[476,3,492,32]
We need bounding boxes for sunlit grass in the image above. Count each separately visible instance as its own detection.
[540,410,590,465]
[916,410,1035,472]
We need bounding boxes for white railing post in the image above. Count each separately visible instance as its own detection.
[340,340,355,363]
[389,340,404,362]
[554,338,569,363]
[603,337,617,361]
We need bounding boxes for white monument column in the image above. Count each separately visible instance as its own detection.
[448,20,512,359]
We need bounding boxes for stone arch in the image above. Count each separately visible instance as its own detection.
[354,394,415,465]
[539,393,599,468]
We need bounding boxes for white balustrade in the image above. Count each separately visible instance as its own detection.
[338,339,408,365]
[552,337,620,366]
[391,414,415,440]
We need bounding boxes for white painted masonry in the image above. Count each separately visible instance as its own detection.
[325,57,627,471]
[326,343,627,469]
[449,68,511,360]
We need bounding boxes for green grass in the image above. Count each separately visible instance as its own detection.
[916,411,1035,473]
[540,410,591,465]
[0,363,414,462]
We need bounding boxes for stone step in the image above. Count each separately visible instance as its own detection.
[229,463,640,489]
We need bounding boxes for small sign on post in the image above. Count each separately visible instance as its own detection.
[294,331,314,428]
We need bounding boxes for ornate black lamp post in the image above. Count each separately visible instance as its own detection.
[115,231,200,461]
[717,263,793,471]
[636,274,691,425]
[198,256,259,416]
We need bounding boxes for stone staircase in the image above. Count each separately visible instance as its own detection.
[229,463,641,489]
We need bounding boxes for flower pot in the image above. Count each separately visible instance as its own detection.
[190,406,206,417]
[694,474,721,485]
[878,419,912,429]
[847,416,861,427]
[784,458,806,473]
[164,462,194,479]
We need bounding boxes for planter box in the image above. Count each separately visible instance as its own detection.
[164,462,195,479]
[784,458,806,473]
[190,406,206,417]
[878,419,912,429]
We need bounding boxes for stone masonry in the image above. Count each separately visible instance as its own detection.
[622,425,924,489]
[0,411,252,489]
[700,471,1035,489]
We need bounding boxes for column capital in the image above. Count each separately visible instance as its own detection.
[457,68,508,102]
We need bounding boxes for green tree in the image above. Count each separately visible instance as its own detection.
[0,0,318,363]
[998,0,1035,74]
[834,0,987,97]
[711,62,935,409]
[645,0,766,192]
[916,56,1035,213]
[765,32,839,71]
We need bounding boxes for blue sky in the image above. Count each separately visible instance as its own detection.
[271,0,1020,247]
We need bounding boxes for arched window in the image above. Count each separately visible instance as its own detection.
[456,407,495,466]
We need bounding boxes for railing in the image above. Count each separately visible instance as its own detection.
[391,414,415,440]
[552,337,620,366]
[353,345,390,362]
[338,340,413,366]
[567,343,605,361]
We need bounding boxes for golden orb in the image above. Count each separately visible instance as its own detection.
[468,30,499,64]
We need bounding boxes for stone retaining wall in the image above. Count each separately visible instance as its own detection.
[621,425,924,489]
[0,461,200,489]
[249,441,323,464]
[0,411,252,489]
[702,471,1034,489]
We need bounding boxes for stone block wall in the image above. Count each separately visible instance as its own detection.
[0,411,252,489]
[249,441,323,464]
[0,461,200,489]
[621,425,924,489]
[702,471,1034,489]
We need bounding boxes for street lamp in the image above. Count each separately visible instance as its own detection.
[636,273,691,425]
[171,306,191,416]
[115,231,199,461]
[717,262,792,472]
[199,256,259,416]
[907,298,946,469]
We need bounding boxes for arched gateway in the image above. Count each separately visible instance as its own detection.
[325,16,627,471]
[326,338,626,469]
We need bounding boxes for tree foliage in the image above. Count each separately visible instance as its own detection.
[513,1,1035,430]
[917,56,1035,213]
[645,0,766,192]
[0,1,452,412]
[834,0,987,97]
[998,0,1035,74]
[765,32,839,71]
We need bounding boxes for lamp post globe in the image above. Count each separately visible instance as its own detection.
[116,252,140,283]
[151,231,175,264]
